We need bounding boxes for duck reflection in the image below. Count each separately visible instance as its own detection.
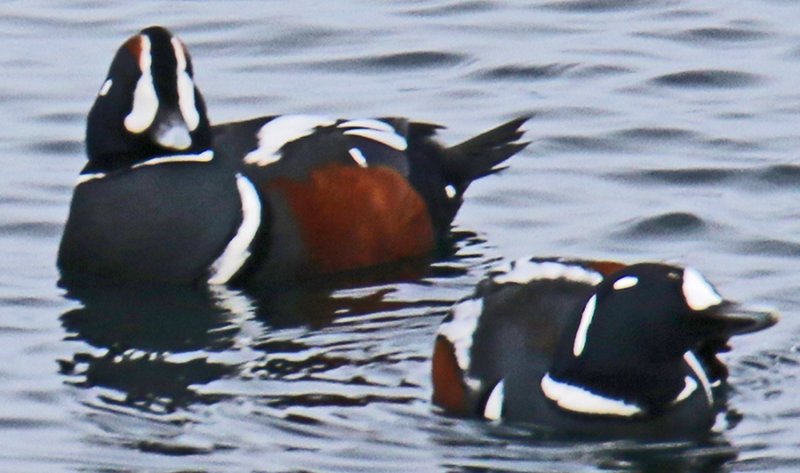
[57,249,463,414]
[59,282,247,412]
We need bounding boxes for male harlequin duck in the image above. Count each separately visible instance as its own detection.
[57,26,529,285]
[431,257,778,439]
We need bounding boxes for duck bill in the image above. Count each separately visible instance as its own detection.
[699,300,779,337]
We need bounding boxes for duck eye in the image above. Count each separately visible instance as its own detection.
[612,276,638,290]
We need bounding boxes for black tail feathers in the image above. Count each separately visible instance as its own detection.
[444,116,530,186]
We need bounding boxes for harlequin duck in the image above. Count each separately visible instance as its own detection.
[432,257,778,439]
[57,26,529,285]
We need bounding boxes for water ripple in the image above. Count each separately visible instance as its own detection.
[652,70,762,89]
[674,26,771,43]
[26,139,82,155]
[544,135,627,152]
[612,168,738,186]
[541,0,653,12]
[569,64,634,78]
[402,1,496,17]
[758,164,800,186]
[613,127,700,143]
[474,63,577,81]
[0,221,62,238]
[612,165,800,189]
[737,239,800,258]
[616,212,709,239]
[315,51,468,72]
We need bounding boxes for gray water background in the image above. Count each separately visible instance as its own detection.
[2,1,800,471]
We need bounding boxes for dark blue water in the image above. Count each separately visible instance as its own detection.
[2,1,800,471]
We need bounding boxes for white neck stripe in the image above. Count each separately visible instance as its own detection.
[75,172,107,185]
[131,150,213,169]
[541,373,642,417]
[683,351,713,406]
[208,173,261,284]
[76,150,214,186]
[672,376,698,405]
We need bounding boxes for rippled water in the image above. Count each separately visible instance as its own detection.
[2,1,800,471]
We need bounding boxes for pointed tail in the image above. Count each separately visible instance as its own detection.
[443,116,530,187]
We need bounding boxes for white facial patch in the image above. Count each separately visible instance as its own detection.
[243,115,336,166]
[541,373,642,417]
[483,380,504,420]
[124,35,159,134]
[172,37,199,131]
[208,174,262,284]
[613,276,638,290]
[492,259,604,286]
[348,147,368,168]
[98,78,113,96]
[437,298,484,374]
[573,295,596,357]
[682,267,723,311]
[445,184,457,199]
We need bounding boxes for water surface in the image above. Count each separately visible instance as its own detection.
[1,1,799,471]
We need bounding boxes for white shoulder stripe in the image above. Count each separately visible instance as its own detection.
[337,119,395,133]
[208,174,262,284]
[437,298,483,373]
[541,373,642,417]
[343,128,407,151]
[348,147,368,168]
[243,115,335,166]
[492,259,603,286]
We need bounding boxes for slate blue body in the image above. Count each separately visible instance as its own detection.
[432,258,777,440]
[58,26,529,286]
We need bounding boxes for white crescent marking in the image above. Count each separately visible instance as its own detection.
[243,115,335,166]
[208,174,262,284]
